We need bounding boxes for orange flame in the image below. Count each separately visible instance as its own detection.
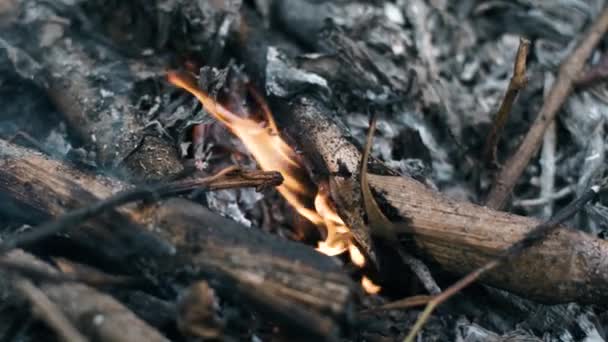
[168,71,379,293]
[361,276,381,294]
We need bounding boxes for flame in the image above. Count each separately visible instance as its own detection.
[168,71,379,294]
[361,276,381,294]
[349,244,366,268]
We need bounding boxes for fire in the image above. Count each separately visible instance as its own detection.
[361,276,381,294]
[168,71,380,293]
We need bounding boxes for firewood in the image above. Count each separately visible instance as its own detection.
[0,139,354,341]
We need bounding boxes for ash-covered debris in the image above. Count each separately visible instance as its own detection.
[455,320,540,342]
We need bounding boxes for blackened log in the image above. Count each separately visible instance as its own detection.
[0,139,355,341]
[0,139,169,261]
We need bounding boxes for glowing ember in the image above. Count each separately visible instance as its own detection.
[168,71,380,294]
[361,276,381,294]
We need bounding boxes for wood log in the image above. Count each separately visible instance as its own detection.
[0,139,355,341]
[369,174,608,304]
[3,249,169,342]
[230,6,608,305]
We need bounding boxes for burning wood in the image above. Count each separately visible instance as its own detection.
[2,0,608,341]
[167,71,374,281]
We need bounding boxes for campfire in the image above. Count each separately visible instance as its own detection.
[2,0,608,341]
[167,71,378,291]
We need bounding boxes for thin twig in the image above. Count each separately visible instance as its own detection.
[360,295,432,314]
[361,115,441,292]
[53,257,137,287]
[396,249,441,295]
[403,185,599,342]
[0,167,282,254]
[0,258,134,286]
[12,276,88,342]
[7,131,57,156]
[513,185,573,207]
[483,37,530,167]
[486,7,608,209]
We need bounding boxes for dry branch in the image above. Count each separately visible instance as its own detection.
[370,174,608,304]
[485,6,608,209]
[402,185,598,342]
[0,139,355,341]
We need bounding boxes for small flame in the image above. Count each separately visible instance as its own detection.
[361,276,381,294]
[349,244,366,268]
[168,71,380,294]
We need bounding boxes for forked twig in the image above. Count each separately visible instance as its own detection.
[483,37,530,167]
[403,185,599,342]
[486,7,608,209]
